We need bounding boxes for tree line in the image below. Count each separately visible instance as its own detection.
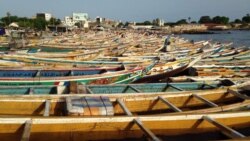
[135,14,250,26]
[0,12,61,30]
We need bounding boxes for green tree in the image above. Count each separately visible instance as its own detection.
[234,19,242,23]
[6,12,11,25]
[117,22,124,28]
[1,15,18,25]
[242,14,250,23]
[199,16,212,23]
[143,21,152,25]
[49,18,61,25]
[212,16,229,24]
[124,22,130,27]
[33,18,47,30]
[188,17,191,23]
[74,22,81,28]
[176,19,188,25]
[191,21,197,24]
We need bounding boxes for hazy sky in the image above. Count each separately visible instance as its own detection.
[0,0,250,22]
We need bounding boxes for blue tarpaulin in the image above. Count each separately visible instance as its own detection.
[0,28,5,35]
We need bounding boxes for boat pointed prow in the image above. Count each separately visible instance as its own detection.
[187,54,203,68]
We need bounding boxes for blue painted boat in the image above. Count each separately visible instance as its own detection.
[0,61,156,86]
[0,68,120,78]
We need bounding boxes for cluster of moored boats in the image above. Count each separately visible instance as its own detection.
[0,31,250,141]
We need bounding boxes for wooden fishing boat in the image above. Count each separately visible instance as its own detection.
[0,85,248,116]
[200,50,250,63]
[0,53,153,66]
[76,81,227,94]
[0,61,156,86]
[0,81,226,95]
[191,67,250,77]
[0,111,250,141]
[134,55,202,83]
[168,75,250,85]
[19,49,104,61]
[0,66,125,78]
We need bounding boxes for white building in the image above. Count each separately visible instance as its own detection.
[36,13,52,21]
[63,16,75,27]
[62,12,89,28]
[158,19,165,27]
[73,13,88,22]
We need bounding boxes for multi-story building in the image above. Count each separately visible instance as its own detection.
[36,13,52,21]
[62,12,89,28]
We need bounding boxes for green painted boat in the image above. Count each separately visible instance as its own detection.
[0,81,226,95]
[77,81,227,94]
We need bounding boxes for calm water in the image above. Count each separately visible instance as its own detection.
[180,30,250,47]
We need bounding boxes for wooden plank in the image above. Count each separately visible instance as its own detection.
[116,98,132,116]
[69,81,79,94]
[203,116,245,139]
[117,99,161,141]
[29,88,33,95]
[43,100,51,117]
[86,86,94,94]
[57,86,66,95]
[70,70,74,76]
[228,89,249,100]
[168,84,184,91]
[203,83,216,89]
[21,120,32,141]
[158,96,182,112]
[134,118,162,141]
[128,85,143,93]
[35,70,41,77]
[192,94,218,107]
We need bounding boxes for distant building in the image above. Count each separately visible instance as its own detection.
[96,17,103,24]
[156,19,164,27]
[63,16,75,27]
[62,12,89,28]
[73,13,88,21]
[36,13,52,21]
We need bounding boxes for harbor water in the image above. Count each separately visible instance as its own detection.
[181,30,250,47]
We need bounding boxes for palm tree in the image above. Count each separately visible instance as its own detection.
[6,12,11,24]
[188,17,191,23]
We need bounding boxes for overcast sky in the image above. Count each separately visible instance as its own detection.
[0,0,250,22]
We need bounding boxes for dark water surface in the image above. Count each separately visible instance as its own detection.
[181,30,250,47]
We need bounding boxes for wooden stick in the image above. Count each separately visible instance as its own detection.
[35,70,41,77]
[158,96,182,112]
[192,94,218,107]
[29,88,33,95]
[116,98,132,116]
[86,86,94,94]
[116,99,161,141]
[203,116,245,139]
[168,84,184,91]
[128,85,143,93]
[70,70,74,76]
[134,118,161,141]
[21,120,32,141]
[43,100,51,117]
[228,89,249,100]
